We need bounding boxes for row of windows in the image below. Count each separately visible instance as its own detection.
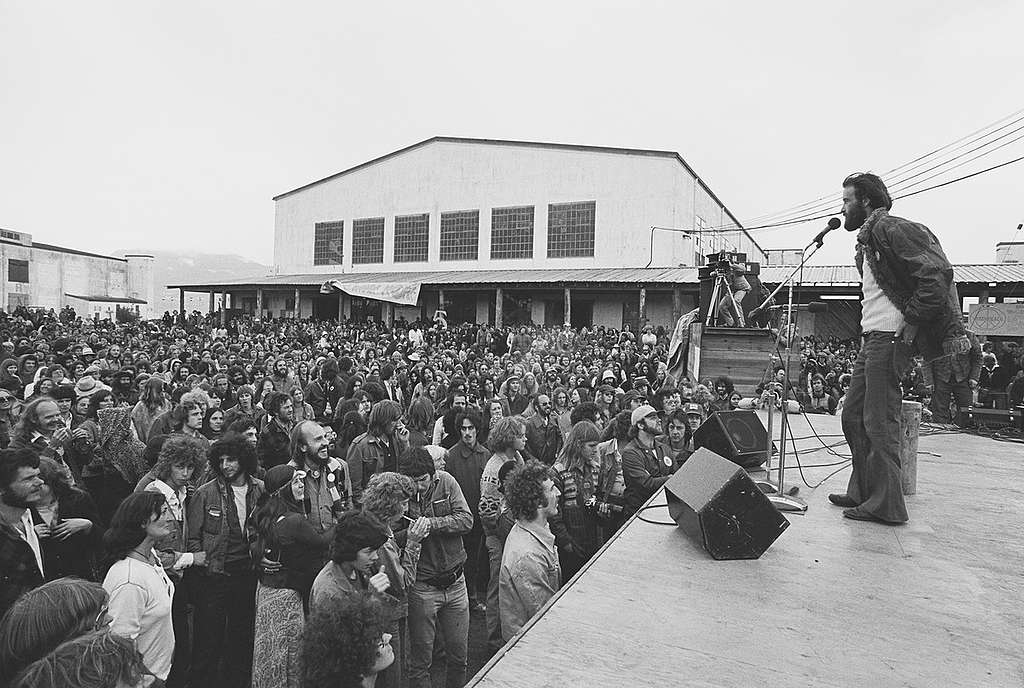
[311,201,595,265]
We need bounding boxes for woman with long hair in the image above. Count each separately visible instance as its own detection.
[131,377,171,444]
[336,410,368,461]
[143,435,205,687]
[288,386,315,423]
[548,420,605,579]
[102,491,175,683]
[9,629,151,688]
[404,396,434,448]
[251,464,334,688]
[0,578,113,687]
[201,407,226,441]
[550,386,572,438]
[34,456,101,580]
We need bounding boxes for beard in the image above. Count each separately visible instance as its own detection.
[844,204,868,231]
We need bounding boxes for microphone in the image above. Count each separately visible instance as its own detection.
[813,217,842,246]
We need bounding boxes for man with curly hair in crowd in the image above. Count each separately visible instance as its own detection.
[300,593,394,688]
[498,460,561,641]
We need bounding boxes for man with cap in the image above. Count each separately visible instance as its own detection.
[620,404,679,518]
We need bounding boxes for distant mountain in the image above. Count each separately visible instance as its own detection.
[113,249,271,314]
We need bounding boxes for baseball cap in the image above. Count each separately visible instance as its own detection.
[630,404,658,426]
[684,402,704,416]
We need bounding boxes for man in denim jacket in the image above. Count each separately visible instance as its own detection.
[186,435,265,688]
[832,173,967,524]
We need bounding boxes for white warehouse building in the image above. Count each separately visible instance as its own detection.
[0,228,155,319]
[173,137,765,330]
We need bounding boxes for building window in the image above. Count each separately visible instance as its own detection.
[7,259,29,283]
[490,206,534,259]
[313,221,344,266]
[394,213,429,263]
[547,201,595,258]
[352,217,385,264]
[440,210,479,261]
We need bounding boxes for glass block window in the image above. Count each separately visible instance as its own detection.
[352,217,385,264]
[313,221,344,266]
[490,206,534,259]
[394,213,430,263]
[440,210,479,261]
[7,259,29,283]
[547,201,596,258]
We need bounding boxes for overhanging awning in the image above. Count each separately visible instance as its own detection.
[319,280,421,306]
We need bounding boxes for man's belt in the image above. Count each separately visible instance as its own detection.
[421,565,464,589]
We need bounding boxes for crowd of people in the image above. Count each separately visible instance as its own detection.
[0,304,1021,688]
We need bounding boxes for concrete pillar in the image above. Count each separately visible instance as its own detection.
[384,302,395,328]
[342,294,352,320]
[178,289,185,324]
[639,287,647,326]
[337,294,345,321]
[208,292,215,315]
[438,289,446,311]
[672,287,683,323]
[256,288,264,317]
[495,288,504,328]
[979,289,990,304]
[221,292,228,326]
[294,288,301,319]
[564,288,571,327]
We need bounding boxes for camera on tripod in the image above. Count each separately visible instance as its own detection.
[707,250,748,277]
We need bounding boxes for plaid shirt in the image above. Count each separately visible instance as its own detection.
[0,511,44,616]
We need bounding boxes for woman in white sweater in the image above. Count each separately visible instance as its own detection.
[102,491,175,684]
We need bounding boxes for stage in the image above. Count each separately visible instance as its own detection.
[466,412,1024,688]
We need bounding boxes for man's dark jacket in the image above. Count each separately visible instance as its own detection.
[856,210,968,362]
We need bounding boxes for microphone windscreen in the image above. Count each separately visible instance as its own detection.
[827,217,842,230]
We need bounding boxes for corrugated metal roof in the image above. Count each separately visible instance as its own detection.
[758,264,1024,285]
[168,263,1024,291]
[169,267,700,290]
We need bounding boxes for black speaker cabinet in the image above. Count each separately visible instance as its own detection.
[665,448,789,560]
[694,409,769,468]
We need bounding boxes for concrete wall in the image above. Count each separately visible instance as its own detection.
[273,140,759,275]
[0,239,148,316]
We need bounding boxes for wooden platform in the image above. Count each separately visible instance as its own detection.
[467,413,1024,688]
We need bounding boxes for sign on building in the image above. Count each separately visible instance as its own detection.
[968,303,1024,336]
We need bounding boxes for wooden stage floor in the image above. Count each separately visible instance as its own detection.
[467,412,1024,688]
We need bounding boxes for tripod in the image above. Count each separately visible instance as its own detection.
[705,269,745,327]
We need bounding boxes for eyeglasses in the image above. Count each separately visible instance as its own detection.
[0,397,13,403]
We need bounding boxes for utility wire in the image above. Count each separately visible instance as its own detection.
[745,108,1024,225]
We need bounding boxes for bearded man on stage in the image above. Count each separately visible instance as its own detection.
[831,172,969,524]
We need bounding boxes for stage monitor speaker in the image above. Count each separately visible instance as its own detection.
[665,448,789,560]
[694,410,768,468]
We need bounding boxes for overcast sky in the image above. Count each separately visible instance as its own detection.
[2,1,1022,267]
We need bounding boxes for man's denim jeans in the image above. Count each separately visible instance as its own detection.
[408,574,469,688]
[840,332,910,523]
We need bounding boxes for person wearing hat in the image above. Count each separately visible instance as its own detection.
[73,375,109,400]
[620,404,679,518]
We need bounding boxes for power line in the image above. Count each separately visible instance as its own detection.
[745,108,1024,225]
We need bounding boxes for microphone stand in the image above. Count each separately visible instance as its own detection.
[750,231,831,513]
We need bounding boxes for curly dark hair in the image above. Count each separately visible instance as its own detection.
[504,460,552,521]
[153,435,207,483]
[208,433,258,480]
[300,593,388,688]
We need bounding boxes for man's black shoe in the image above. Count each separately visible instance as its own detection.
[828,493,858,507]
[843,507,888,523]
